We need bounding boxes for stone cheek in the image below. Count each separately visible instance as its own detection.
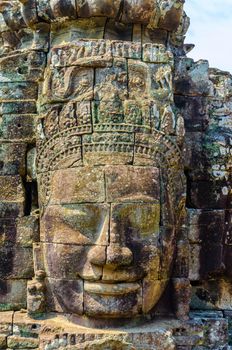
[41,204,109,245]
[45,278,84,314]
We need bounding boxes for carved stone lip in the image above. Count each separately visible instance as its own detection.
[84,281,140,295]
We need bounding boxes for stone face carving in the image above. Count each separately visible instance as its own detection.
[0,0,231,349]
[36,37,186,320]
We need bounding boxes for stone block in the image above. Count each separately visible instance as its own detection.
[202,318,228,347]
[16,215,39,247]
[201,132,232,173]
[174,334,201,347]
[187,209,225,244]
[191,279,232,311]
[133,24,142,42]
[190,310,224,319]
[0,102,36,115]
[209,68,232,99]
[0,51,46,83]
[0,219,17,247]
[189,243,223,281]
[187,208,225,227]
[158,227,176,280]
[0,334,6,348]
[173,240,190,278]
[0,115,36,142]
[51,18,106,46]
[189,180,231,209]
[0,202,24,219]
[49,167,105,204]
[121,0,157,26]
[0,311,13,335]
[208,137,231,167]
[0,279,27,311]
[172,278,191,320]
[174,58,214,97]
[45,278,83,314]
[158,2,184,32]
[224,246,232,278]
[0,82,38,102]
[122,98,153,131]
[183,132,203,171]
[7,335,39,349]
[105,165,160,203]
[0,143,27,176]
[13,311,42,338]
[76,0,121,18]
[225,210,232,244]
[50,0,76,18]
[0,176,24,202]
[105,20,133,41]
[189,244,201,281]
[0,247,33,279]
[174,95,209,132]
[142,27,168,45]
[41,204,109,245]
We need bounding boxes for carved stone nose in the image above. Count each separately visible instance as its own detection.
[106,244,133,268]
[88,245,106,266]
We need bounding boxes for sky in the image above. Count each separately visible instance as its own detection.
[184,0,232,73]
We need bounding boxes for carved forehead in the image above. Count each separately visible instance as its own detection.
[49,165,160,205]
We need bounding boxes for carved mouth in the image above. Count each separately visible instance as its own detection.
[84,281,140,296]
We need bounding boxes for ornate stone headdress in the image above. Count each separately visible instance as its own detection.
[34,22,186,208]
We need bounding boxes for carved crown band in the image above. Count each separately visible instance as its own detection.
[36,125,184,208]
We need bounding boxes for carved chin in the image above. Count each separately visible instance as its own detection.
[83,282,142,318]
[84,291,142,318]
